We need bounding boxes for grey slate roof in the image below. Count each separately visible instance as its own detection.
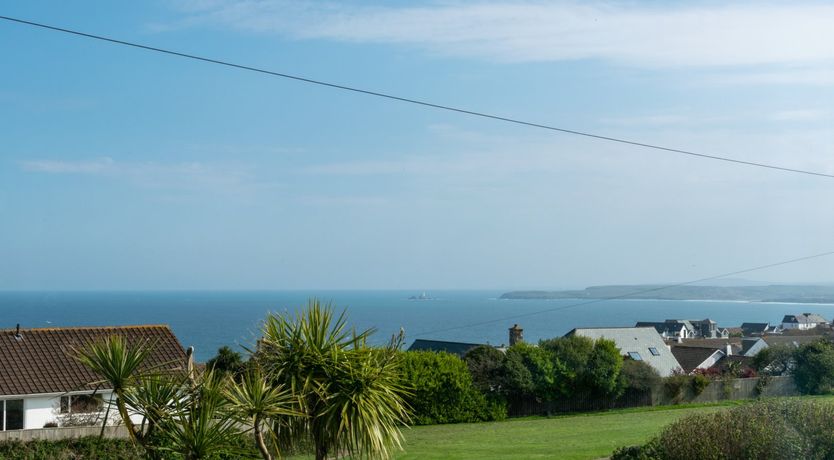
[741,323,770,335]
[567,327,682,377]
[635,322,687,337]
[782,314,828,324]
[407,339,484,357]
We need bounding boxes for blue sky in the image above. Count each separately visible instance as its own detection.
[2,1,833,290]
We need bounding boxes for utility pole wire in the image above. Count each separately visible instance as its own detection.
[2,14,834,180]
[411,249,834,338]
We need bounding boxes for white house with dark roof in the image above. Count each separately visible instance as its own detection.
[566,327,682,377]
[0,324,190,431]
[781,313,828,330]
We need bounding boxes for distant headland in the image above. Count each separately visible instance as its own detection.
[500,285,834,303]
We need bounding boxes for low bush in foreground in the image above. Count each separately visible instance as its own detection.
[0,437,142,460]
[612,398,834,460]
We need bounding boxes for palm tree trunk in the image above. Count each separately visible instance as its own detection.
[115,394,139,444]
[254,416,273,460]
[315,443,328,460]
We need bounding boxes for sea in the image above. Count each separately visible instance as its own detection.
[2,290,834,362]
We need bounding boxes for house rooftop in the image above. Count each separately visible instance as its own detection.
[407,339,485,357]
[567,327,682,377]
[671,346,723,373]
[0,324,189,396]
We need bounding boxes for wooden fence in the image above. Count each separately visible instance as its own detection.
[508,375,798,417]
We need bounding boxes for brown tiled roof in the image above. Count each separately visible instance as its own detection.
[671,346,723,373]
[0,325,188,396]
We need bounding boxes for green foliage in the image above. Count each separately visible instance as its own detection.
[752,344,796,376]
[611,439,663,460]
[540,336,623,399]
[72,335,155,444]
[663,373,689,402]
[224,366,300,460]
[540,335,594,378]
[154,370,249,460]
[793,340,834,394]
[464,345,507,395]
[505,343,565,400]
[616,399,834,460]
[690,374,710,396]
[0,437,142,460]
[401,350,505,425]
[583,339,624,397]
[207,346,246,377]
[619,360,661,392]
[256,299,410,460]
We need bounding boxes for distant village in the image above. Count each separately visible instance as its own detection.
[409,312,833,377]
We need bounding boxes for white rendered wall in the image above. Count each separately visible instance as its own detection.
[23,396,56,430]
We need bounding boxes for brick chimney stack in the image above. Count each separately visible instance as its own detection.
[509,324,523,346]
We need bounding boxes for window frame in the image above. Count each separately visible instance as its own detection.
[649,347,660,356]
[1,399,25,431]
[628,351,643,361]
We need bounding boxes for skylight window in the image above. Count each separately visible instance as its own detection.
[628,352,642,361]
[649,347,660,356]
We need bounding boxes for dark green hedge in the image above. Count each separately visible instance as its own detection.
[400,351,506,425]
[0,437,142,460]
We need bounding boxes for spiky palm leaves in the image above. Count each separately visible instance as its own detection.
[258,299,411,460]
[225,367,300,460]
[72,335,154,443]
[155,370,245,460]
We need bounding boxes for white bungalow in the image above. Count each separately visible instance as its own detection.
[0,324,191,431]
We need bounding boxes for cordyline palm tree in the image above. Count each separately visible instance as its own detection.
[257,299,411,460]
[121,373,186,443]
[72,335,154,444]
[156,369,246,460]
[225,366,302,460]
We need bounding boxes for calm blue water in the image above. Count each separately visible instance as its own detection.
[2,290,833,362]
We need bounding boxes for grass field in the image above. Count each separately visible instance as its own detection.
[391,402,742,460]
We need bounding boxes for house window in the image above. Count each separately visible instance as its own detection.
[60,395,104,414]
[628,352,643,361]
[649,347,660,356]
[1,399,24,431]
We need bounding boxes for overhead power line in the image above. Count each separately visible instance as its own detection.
[411,249,834,338]
[2,15,834,180]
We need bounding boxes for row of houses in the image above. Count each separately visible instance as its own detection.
[2,312,830,433]
[410,312,834,378]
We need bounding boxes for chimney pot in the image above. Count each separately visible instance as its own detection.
[509,324,524,346]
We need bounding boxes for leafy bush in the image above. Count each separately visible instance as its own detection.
[690,373,710,396]
[464,345,507,395]
[614,399,834,460]
[0,437,143,460]
[401,350,506,424]
[619,360,661,392]
[663,372,689,401]
[610,438,662,460]
[793,339,834,394]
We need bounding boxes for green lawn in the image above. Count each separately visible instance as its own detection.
[392,403,739,460]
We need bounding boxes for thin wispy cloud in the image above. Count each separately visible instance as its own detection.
[19,157,273,195]
[166,1,834,72]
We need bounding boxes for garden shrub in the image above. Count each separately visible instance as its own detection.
[690,373,710,396]
[0,437,143,460]
[619,360,661,392]
[401,350,506,424]
[613,399,834,460]
[663,373,689,402]
[793,339,834,394]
